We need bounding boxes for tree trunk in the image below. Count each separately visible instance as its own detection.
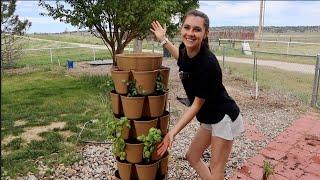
[133,39,142,53]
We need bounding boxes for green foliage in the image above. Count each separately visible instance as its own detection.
[1,0,32,68]
[137,128,162,163]
[263,160,274,180]
[155,73,166,95]
[1,71,114,177]
[107,117,131,161]
[127,80,139,97]
[5,137,23,150]
[79,74,114,94]
[39,0,198,62]
[1,0,31,34]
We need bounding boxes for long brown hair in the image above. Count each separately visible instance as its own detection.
[182,10,210,49]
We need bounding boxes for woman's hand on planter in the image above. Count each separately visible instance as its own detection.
[157,131,174,156]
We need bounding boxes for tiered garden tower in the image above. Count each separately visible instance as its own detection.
[110,53,170,180]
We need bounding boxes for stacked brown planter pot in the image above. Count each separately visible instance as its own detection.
[111,53,170,180]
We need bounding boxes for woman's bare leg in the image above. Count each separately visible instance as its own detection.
[186,126,212,179]
[209,136,233,180]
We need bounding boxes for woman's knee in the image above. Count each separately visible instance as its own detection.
[185,150,201,165]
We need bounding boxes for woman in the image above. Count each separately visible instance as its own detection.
[150,10,245,180]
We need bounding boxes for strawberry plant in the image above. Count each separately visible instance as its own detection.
[137,128,162,163]
[107,117,131,160]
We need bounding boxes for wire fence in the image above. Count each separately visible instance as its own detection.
[215,42,319,109]
[10,39,320,108]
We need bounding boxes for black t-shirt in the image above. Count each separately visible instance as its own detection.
[177,43,240,124]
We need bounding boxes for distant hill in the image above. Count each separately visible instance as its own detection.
[211,26,320,33]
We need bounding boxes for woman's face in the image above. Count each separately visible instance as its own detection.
[181,15,208,50]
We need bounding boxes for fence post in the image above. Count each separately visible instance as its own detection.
[311,54,320,107]
[50,48,53,64]
[253,52,259,99]
[222,46,225,68]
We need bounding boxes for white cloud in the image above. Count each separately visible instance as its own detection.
[16,1,37,7]
[199,1,320,26]
[16,1,47,15]
[199,1,260,26]
[20,16,63,25]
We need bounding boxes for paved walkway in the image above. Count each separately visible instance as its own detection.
[216,56,315,75]
[230,112,320,180]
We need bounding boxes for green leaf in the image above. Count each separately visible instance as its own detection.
[39,0,199,62]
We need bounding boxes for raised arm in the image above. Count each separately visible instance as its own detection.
[150,21,179,60]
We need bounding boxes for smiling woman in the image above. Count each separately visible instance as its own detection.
[151,10,244,180]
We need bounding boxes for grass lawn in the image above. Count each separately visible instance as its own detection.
[20,33,319,68]
[18,46,112,68]
[20,37,80,49]
[222,61,316,104]
[28,33,105,46]
[212,45,317,65]
[1,68,114,178]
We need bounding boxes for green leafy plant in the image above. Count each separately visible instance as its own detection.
[107,78,115,91]
[39,0,198,64]
[137,128,162,163]
[155,73,166,95]
[262,160,274,180]
[127,80,139,97]
[107,117,131,160]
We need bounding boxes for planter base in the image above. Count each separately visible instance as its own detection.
[114,170,166,180]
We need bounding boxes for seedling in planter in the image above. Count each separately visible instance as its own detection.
[127,80,146,96]
[137,128,162,163]
[106,78,115,91]
[127,80,139,97]
[155,73,166,95]
[262,160,274,180]
[107,117,131,160]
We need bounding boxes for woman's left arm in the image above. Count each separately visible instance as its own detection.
[170,97,205,137]
[157,97,205,156]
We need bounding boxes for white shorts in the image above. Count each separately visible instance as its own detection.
[201,114,245,141]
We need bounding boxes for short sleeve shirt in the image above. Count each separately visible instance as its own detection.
[177,43,240,124]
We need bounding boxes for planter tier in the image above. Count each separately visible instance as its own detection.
[114,117,131,140]
[125,142,144,164]
[111,69,130,95]
[120,96,145,119]
[116,157,133,180]
[132,118,158,138]
[116,53,162,71]
[135,160,159,180]
[159,67,170,89]
[159,152,169,177]
[111,53,170,180]
[115,152,169,180]
[132,70,158,95]
[110,91,123,115]
[146,93,167,118]
[158,111,170,136]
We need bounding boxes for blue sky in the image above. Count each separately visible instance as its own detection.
[16,1,320,33]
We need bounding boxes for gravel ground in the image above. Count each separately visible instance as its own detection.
[15,59,311,180]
